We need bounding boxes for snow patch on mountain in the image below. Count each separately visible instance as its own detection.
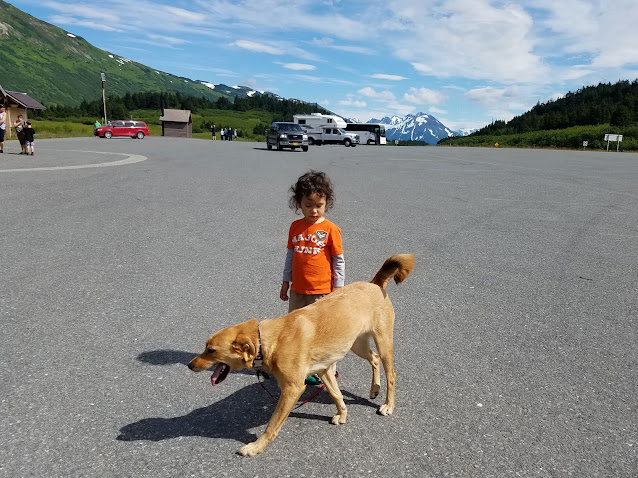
[454,128,479,136]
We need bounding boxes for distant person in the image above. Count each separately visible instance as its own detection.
[220,128,225,141]
[23,120,35,156]
[94,119,101,128]
[14,114,27,154]
[0,105,6,153]
[234,128,238,141]
[211,124,216,140]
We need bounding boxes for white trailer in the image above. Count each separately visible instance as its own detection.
[293,113,359,146]
[294,113,346,129]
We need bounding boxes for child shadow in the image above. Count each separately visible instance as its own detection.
[119,349,380,445]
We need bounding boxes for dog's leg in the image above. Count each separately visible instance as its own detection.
[318,363,347,424]
[350,335,381,399]
[237,382,305,456]
[373,333,396,416]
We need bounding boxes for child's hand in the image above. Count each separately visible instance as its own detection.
[280,281,290,301]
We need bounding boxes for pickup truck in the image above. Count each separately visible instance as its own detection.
[304,127,360,147]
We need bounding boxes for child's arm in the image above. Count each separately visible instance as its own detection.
[331,254,345,289]
[280,249,293,301]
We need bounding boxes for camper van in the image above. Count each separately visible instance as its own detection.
[293,113,360,146]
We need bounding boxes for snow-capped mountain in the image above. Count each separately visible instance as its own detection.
[454,128,478,136]
[200,82,264,99]
[368,113,456,145]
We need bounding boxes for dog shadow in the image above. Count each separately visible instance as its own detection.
[136,349,255,376]
[119,349,379,444]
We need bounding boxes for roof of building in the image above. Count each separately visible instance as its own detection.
[3,89,46,110]
[159,109,192,123]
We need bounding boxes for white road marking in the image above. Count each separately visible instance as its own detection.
[0,150,147,173]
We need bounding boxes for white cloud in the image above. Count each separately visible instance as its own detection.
[332,44,374,54]
[403,87,447,105]
[372,74,408,81]
[233,40,281,55]
[44,2,121,22]
[340,98,367,108]
[163,6,206,24]
[311,35,373,54]
[389,1,548,84]
[282,63,316,71]
[313,37,334,46]
[411,63,433,75]
[49,15,123,32]
[358,87,396,101]
[146,33,190,46]
[464,86,522,108]
[295,74,322,82]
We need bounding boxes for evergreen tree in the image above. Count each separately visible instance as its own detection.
[610,105,633,127]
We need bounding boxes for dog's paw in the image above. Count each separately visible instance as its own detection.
[237,442,264,457]
[377,404,394,416]
[370,383,380,399]
[331,413,347,425]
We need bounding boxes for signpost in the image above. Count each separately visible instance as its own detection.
[604,133,622,152]
[101,73,107,125]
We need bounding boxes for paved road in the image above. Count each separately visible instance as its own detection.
[1,137,637,477]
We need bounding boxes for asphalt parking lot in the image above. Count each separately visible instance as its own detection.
[1,137,637,477]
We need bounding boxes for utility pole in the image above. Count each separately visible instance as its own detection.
[101,73,107,124]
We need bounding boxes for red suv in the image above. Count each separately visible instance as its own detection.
[94,120,150,139]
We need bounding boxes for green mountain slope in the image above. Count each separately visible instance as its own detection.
[0,0,225,106]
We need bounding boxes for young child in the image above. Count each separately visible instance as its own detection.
[23,121,35,156]
[280,170,345,383]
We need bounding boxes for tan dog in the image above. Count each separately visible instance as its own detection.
[189,254,414,456]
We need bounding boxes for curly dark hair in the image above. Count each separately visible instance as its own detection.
[288,170,335,212]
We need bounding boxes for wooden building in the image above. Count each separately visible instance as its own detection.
[0,84,46,138]
[159,109,192,138]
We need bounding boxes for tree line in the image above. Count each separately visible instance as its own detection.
[30,90,332,122]
[471,79,638,136]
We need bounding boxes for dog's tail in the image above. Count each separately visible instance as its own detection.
[370,254,415,290]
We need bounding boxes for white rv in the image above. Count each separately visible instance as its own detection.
[293,113,360,146]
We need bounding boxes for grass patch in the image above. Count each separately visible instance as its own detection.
[19,119,257,141]
[444,124,638,151]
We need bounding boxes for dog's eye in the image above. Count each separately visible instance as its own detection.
[207,348,215,354]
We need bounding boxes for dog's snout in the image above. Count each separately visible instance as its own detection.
[188,362,195,371]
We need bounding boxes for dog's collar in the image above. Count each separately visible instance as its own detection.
[253,324,264,369]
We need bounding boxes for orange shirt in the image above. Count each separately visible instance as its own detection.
[287,218,343,294]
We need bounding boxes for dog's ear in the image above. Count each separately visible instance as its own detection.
[232,333,255,365]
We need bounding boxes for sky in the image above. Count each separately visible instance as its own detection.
[8,0,638,131]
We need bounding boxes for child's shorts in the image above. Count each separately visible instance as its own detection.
[288,290,328,313]
[25,141,34,147]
